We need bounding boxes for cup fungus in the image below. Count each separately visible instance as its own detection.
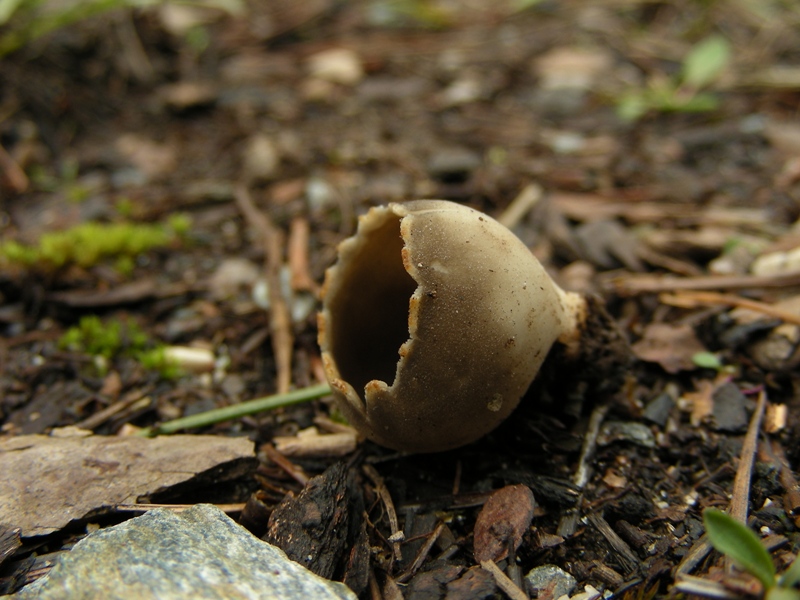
[318,200,619,453]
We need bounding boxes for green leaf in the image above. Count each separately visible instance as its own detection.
[779,553,800,588]
[692,352,722,370]
[766,588,800,600]
[703,508,776,590]
[681,35,731,89]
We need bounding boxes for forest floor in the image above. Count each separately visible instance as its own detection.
[2,1,800,599]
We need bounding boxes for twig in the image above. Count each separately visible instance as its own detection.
[586,513,639,574]
[730,390,766,524]
[273,430,357,458]
[724,390,767,575]
[659,290,800,327]
[551,194,768,228]
[76,389,152,431]
[574,403,609,490]
[480,559,529,600]
[363,464,403,564]
[234,185,293,394]
[263,444,309,485]
[673,574,743,599]
[497,183,542,229]
[112,503,245,514]
[288,217,319,294]
[676,536,713,578]
[135,383,331,436]
[557,403,609,537]
[396,522,444,583]
[610,270,800,296]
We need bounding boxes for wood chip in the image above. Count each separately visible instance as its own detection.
[473,484,535,563]
[264,462,359,581]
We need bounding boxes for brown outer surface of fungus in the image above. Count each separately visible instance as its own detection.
[318,200,581,453]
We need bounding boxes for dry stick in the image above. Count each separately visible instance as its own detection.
[675,538,713,579]
[288,217,319,294]
[724,389,767,576]
[730,390,767,524]
[480,559,529,600]
[586,513,639,574]
[659,290,800,327]
[672,574,742,599]
[611,270,800,296]
[75,389,151,430]
[234,185,293,394]
[497,182,542,229]
[675,391,768,583]
[363,464,403,564]
[113,503,245,514]
[263,444,309,486]
[396,522,445,584]
[558,403,610,538]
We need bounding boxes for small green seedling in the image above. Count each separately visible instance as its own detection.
[617,35,731,121]
[691,352,737,375]
[703,508,800,599]
[692,351,724,371]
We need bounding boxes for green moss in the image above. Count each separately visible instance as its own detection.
[137,347,181,380]
[0,215,190,271]
[59,315,181,379]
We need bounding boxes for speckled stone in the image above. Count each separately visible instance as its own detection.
[13,504,356,600]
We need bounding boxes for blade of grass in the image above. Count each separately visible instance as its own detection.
[136,383,331,437]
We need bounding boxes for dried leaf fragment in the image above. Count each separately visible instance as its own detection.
[631,323,707,373]
[473,484,535,563]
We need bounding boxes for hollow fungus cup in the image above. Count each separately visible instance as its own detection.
[319,200,619,453]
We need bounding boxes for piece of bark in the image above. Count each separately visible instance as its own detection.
[0,434,256,537]
[264,461,362,582]
[342,518,370,597]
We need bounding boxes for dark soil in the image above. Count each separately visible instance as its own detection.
[2,1,800,598]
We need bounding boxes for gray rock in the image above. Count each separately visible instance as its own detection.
[525,564,576,599]
[13,505,356,600]
[712,381,749,433]
[642,391,676,428]
[598,421,656,449]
